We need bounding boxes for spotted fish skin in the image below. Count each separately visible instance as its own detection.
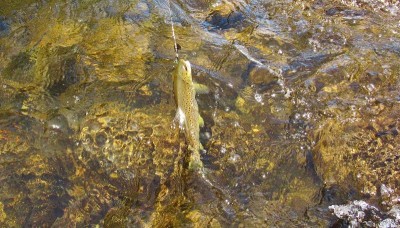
[173,59,202,169]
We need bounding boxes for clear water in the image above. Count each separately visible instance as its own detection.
[0,0,399,226]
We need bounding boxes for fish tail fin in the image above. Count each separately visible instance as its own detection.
[188,144,203,170]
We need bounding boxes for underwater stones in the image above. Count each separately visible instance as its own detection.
[103,206,132,227]
[206,10,244,30]
[325,7,345,16]
[104,5,118,17]
[206,109,320,221]
[0,17,10,37]
[389,206,400,220]
[293,19,310,36]
[20,92,60,121]
[204,44,250,83]
[248,65,278,85]
[304,77,325,93]
[325,7,367,18]
[35,21,85,48]
[2,52,34,85]
[312,119,357,184]
[310,26,348,50]
[186,210,221,228]
[234,96,250,114]
[0,116,72,227]
[46,114,70,134]
[205,3,245,30]
[82,18,150,83]
[77,102,178,183]
[123,0,150,23]
[284,51,345,81]
[30,45,82,97]
[48,57,80,96]
[315,54,357,83]
[329,200,381,227]
[339,0,399,16]
[329,200,400,227]
[234,85,267,115]
[311,104,400,199]
[0,202,5,223]
[268,95,293,122]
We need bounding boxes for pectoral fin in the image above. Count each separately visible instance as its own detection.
[194,83,209,94]
[198,115,204,128]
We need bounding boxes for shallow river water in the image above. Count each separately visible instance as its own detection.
[0,0,400,227]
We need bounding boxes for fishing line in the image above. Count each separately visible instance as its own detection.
[167,0,179,62]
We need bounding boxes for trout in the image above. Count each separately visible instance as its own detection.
[173,58,204,169]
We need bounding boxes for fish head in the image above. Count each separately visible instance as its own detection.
[176,58,192,82]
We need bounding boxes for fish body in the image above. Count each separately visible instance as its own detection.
[173,59,203,169]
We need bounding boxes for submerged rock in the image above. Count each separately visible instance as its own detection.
[329,200,400,227]
[0,17,10,37]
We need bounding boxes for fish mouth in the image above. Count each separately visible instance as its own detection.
[184,60,191,74]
